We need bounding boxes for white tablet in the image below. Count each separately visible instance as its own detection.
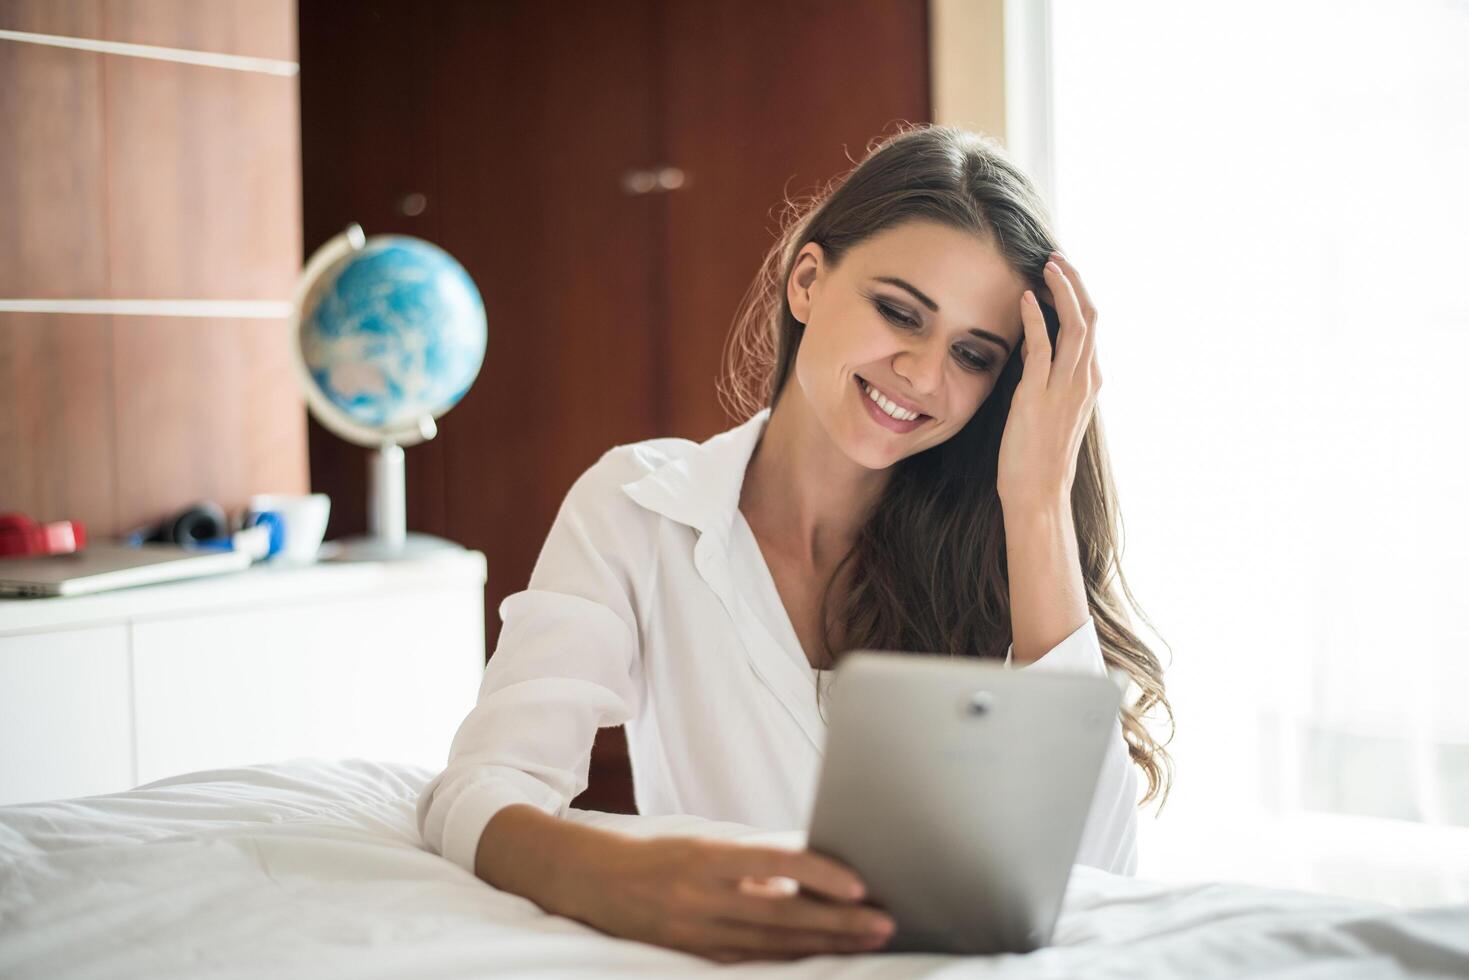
[806,650,1123,955]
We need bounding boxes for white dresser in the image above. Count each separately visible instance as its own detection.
[0,549,487,806]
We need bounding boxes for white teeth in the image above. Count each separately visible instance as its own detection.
[860,378,920,421]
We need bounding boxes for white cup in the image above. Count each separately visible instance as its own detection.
[248,493,331,564]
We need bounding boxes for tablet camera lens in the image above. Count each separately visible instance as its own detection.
[964,690,994,717]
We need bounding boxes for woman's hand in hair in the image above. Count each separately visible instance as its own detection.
[996,251,1102,508]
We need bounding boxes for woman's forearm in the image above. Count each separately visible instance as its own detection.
[474,803,625,921]
[1002,495,1090,666]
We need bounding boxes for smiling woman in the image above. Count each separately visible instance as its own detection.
[722,124,1173,795]
[417,122,1174,965]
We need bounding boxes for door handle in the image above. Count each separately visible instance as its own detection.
[620,165,687,195]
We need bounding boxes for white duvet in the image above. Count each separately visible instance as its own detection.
[1,758,1465,979]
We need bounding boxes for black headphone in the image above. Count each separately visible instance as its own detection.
[126,501,230,548]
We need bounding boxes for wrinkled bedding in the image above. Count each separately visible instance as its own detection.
[1,758,1466,978]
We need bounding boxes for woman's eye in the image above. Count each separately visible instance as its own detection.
[954,347,992,372]
[873,296,991,371]
[874,301,918,329]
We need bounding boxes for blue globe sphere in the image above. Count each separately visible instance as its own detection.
[296,233,486,444]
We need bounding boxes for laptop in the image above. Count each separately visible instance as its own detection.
[806,650,1123,955]
[0,542,252,598]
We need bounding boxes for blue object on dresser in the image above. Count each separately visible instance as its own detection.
[295,227,486,442]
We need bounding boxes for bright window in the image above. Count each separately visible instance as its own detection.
[1039,0,1469,905]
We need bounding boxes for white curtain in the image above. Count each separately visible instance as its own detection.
[1038,0,1469,906]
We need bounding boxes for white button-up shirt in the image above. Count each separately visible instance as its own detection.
[417,408,1139,879]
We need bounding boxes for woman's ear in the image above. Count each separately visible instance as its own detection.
[787,242,824,325]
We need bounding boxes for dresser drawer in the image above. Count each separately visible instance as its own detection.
[0,626,134,805]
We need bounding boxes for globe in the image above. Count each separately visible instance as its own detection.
[295,226,486,444]
[289,224,487,560]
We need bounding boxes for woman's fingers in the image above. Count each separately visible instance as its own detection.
[1019,289,1051,390]
[1048,252,1096,326]
[714,889,895,938]
[1048,252,1099,386]
[706,845,866,904]
[674,843,897,960]
[737,874,799,898]
[1042,258,1088,386]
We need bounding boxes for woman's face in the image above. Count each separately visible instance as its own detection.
[787,218,1028,470]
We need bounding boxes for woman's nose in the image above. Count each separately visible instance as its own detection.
[894,338,945,394]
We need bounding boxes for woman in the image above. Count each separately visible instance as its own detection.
[417,123,1173,963]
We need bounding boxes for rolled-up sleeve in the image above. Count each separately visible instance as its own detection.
[1003,615,1140,876]
[1002,615,1105,675]
[416,450,649,877]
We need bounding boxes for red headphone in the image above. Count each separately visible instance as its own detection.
[0,513,88,558]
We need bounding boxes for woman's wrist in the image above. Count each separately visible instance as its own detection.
[475,803,638,924]
[542,819,623,922]
[999,489,1071,523]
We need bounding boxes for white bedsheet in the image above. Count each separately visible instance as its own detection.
[0,758,1465,979]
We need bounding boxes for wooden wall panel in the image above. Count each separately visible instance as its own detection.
[110,318,305,532]
[0,31,107,298]
[0,5,307,539]
[102,0,296,60]
[105,56,301,300]
[0,0,293,60]
[0,0,99,37]
[0,314,116,531]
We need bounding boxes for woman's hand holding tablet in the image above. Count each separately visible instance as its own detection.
[569,834,896,963]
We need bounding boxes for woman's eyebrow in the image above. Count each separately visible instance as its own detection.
[870,276,1012,354]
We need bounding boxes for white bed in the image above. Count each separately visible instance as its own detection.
[1,758,1465,979]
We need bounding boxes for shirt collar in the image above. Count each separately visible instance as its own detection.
[621,406,830,755]
[619,407,772,551]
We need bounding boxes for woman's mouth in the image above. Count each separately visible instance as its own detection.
[855,375,931,433]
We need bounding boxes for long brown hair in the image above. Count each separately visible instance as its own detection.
[719,123,1175,810]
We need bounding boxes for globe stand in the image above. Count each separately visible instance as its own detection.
[320,442,465,563]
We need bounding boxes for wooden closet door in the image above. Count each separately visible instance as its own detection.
[434,1,666,814]
[658,0,932,442]
[299,0,930,815]
[301,0,663,812]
